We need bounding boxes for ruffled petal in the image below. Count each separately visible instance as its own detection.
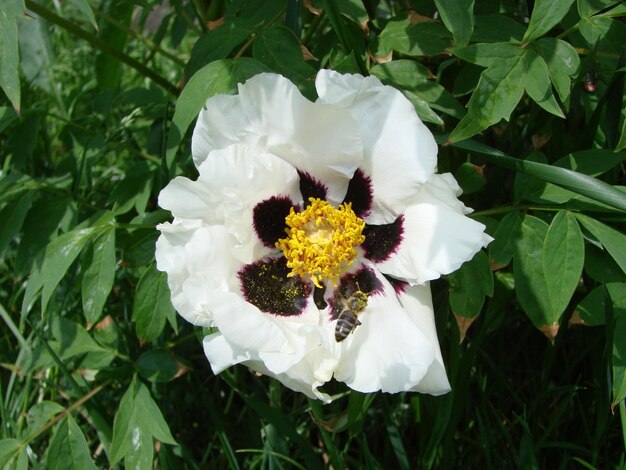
[158,176,220,225]
[375,174,492,284]
[191,145,302,262]
[236,73,363,204]
[398,284,450,395]
[191,94,250,167]
[202,333,334,401]
[155,224,240,326]
[316,70,438,223]
[204,289,339,397]
[333,272,437,393]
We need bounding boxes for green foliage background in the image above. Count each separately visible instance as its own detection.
[1,0,626,467]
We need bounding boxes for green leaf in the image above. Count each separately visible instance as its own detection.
[26,401,65,433]
[577,0,620,18]
[444,138,626,212]
[535,38,580,105]
[449,251,494,317]
[165,58,270,169]
[15,196,74,276]
[513,215,551,328]
[321,0,366,73]
[50,317,107,358]
[543,211,584,316]
[0,190,33,261]
[110,376,176,465]
[68,0,98,30]
[123,423,153,470]
[135,384,177,445]
[17,14,55,94]
[40,226,100,314]
[0,438,22,468]
[252,25,315,82]
[613,308,626,407]
[371,60,465,119]
[555,149,625,176]
[434,0,475,47]
[132,264,175,342]
[338,0,369,25]
[110,162,153,216]
[453,162,486,194]
[453,42,523,68]
[513,212,583,330]
[379,19,452,57]
[137,349,180,383]
[617,108,626,151]
[46,415,97,470]
[448,57,525,142]
[522,49,564,118]
[402,90,443,125]
[82,229,116,324]
[471,14,525,43]
[575,283,626,326]
[576,214,626,277]
[0,0,23,112]
[94,0,133,91]
[489,210,523,266]
[184,19,254,80]
[523,0,576,42]
[109,378,140,465]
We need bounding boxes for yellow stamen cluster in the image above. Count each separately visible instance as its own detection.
[276,198,365,288]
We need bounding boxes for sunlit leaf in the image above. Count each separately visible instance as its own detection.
[0,0,24,112]
[523,0,576,42]
[82,228,116,324]
[132,264,175,342]
[379,19,452,57]
[46,415,97,470]
[41,226,100,315]
[447,56,525,142]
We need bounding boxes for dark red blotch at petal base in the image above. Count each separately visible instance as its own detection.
[239,257,311,316]
[342,169,373,218]
[361,215,404,263]
[330,267,383,318]
[253,196,294,247]
[298,170,327,202]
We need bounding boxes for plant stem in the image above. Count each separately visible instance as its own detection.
[93,6,185,67]
[25,0,179,96]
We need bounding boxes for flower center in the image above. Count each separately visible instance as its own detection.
[276,198,365,288]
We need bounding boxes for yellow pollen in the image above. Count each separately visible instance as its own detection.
[276,198,365,288]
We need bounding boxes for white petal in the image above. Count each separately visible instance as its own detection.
[398,284,450,395]
[333,276,436,393]
[316,70,438,223]
[191,94,250,167]
[156,223,240,326]
[236,73,363,203]
[158,176,220,225]
[375,174,492,284]
[203,333,331,400]
[203,332,252,374]
[195,144,302,263]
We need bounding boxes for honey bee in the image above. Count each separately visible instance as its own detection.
[334,290,368,342]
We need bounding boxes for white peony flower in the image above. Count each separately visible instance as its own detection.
[155,70,492,401]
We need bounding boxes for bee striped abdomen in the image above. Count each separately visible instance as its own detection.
[335,309,362,342]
